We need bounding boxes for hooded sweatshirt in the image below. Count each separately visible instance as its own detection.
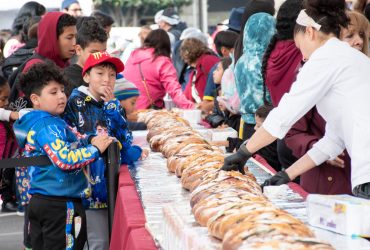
[264,40,302,106]
[13,110,99,198]
[24,12,70,71]
[234,13,276,124]
[124,48,194,109]
[8,13,71,109]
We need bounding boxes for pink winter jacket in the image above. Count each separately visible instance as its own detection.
[123,48,194,109]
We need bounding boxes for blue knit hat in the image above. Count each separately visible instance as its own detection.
[114,77,140,101]
[61,0,79,10]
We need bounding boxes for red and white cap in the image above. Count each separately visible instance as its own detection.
[82,51,124,76]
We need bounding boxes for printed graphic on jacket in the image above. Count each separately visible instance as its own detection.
[64,86,142,209]
[13,110,99,199]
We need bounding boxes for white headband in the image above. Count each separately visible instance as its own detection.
[296,9,321,31]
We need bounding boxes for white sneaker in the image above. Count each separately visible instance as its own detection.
[16,211,25,216]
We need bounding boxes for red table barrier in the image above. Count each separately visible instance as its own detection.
[119,166,135,187]
[110,166,157,250]
[126,228,158,250]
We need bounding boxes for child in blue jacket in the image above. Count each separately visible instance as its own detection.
[63,52,145,250]
[13,61,113,250]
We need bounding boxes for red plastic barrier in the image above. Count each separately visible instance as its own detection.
[110,167,157,250]
[119,165,135,187]
[126,228,158,250]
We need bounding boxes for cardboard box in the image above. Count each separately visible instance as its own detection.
[206,127,238,142]
[180,109,201,124]
[307,194,370,237]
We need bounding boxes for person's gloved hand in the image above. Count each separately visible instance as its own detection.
[261,171,291,189]
[221,145,252,174]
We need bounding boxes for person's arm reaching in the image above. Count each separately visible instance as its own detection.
[306,124,345,166]
[261,154,316,188]
[222,126,277,173]
[159,58,195,109]
[261,124,345,187]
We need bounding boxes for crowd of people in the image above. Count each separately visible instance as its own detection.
[0,0,369,249]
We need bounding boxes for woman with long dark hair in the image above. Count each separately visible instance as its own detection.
[124,29,194,109]
[3,1,46,58]
[260,0,303,173]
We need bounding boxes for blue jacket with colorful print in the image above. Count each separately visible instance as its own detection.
[64,86,142,209]
[13,110,99,198]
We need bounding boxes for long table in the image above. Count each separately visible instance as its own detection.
[110,166,158,250]
[110,130,370,250]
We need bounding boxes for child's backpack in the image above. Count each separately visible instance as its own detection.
[1,47,35,81]
[8,54,45,111]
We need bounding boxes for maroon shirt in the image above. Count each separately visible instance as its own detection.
[285,109,352,195]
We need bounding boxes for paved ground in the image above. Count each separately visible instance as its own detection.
[0,211,24,250]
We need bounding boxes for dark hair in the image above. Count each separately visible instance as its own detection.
[11,1,46,36]
[220,57,232,71]
[18,1,46,17]
[76,16,97,31]
[294,0,350,37]
[214,30,238,56]
[180,38,214,65]
[0,74,7,88]
[255,103,273,118]
[261,0,303,103]
[234,0,275,63]
[57,14,77,38]
[76,19,108,49]
[22,15,41,42]
[143,29,171,58]
[0,39,5,61]
[11,14,31,38]
[85,62,116,75]
[19,61,68,99]
[96,120,107,128]
[91,10,114,28]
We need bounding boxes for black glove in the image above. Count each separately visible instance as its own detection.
[221,144,252,174]
[261,171,291,189]
[225,137,243,153]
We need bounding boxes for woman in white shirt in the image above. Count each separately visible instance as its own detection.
[222,0,370,198]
